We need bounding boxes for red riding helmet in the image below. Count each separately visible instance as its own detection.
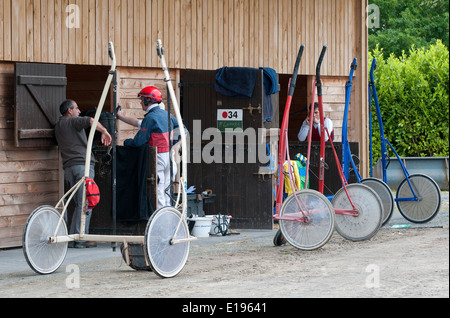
[138,86,162,104]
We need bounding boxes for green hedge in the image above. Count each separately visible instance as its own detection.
[369,40,449,162]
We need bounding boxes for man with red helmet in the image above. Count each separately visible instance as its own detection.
[117,86,181,209]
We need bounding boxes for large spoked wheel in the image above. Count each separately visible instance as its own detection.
[396,174,441,223]
[332,184,382,241]
[279,189,335,250]
[144,207,190,278]
[23,206,68,275]
[361,178,394,225]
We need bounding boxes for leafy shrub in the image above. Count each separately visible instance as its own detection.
[369,40,449,162]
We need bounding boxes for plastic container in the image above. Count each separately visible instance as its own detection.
[191,217,212,237]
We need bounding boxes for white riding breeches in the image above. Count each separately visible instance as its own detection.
[157,152,177,208]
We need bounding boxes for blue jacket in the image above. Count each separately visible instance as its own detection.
[124,106,179,153]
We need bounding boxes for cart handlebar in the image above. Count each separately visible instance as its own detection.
[315,46,327,79]
[315,45,327,96]
[288,44,305,96]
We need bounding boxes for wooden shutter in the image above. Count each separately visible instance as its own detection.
[14,63,66,147]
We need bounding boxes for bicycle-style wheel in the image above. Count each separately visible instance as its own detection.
[361,178,394,225]
[333,184,382,241]
[396,174,441,223]
[23,206,68,275]
[144,207,190,278]
[279,189,335,250]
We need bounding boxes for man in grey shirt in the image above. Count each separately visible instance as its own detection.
[55,100,112,247]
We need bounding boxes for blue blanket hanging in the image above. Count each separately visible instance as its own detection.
[261,67,278,122]
[261,67,278,95]
[214,66,278,122]
[214,67,258,98]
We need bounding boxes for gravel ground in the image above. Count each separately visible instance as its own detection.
[0,192,448,300]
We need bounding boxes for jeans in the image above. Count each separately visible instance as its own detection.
[64,165,95,235]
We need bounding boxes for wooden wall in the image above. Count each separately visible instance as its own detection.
[0,63,177,248]
[0,0,369,164]
[0,0,367,76]
[308,76,352,142]
[0,62,60,248]
[116,67,178,145]
[279,75,351,143]
[0,0,368,163]
[0,0,369,247]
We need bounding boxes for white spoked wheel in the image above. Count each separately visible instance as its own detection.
[332,184,382,241]
[23,206,68,275]
[279,189,335,250]
[144,207,190,278]
[396,174,441,223]
[361,178,394,225]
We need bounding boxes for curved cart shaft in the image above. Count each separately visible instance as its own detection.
[368,58,441,223]
[81,42,117,237]
[369,58,388,182]
[313,46,327,193]
[52,42,117,242]
[342,58,359,181]
[274,44,304,217]
[156,40,195,245]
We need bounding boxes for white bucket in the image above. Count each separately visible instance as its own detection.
[191,217,212,237]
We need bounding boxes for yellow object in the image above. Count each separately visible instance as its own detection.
[284,160,301,195]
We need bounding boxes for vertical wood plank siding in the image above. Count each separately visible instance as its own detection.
[0,0,369,247]
[0,0,367,76]
[0,62,61,248]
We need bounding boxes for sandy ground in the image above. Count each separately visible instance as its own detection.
[0,193,448,299]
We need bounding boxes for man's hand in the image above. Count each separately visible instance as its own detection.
[101,130,112,146]
[91,117,112,146]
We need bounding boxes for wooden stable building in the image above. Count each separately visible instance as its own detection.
[0,0,368,248]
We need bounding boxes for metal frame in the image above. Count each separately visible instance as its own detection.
[342,58,360,181]
[369,58,418,202]
[48,40,195,248]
